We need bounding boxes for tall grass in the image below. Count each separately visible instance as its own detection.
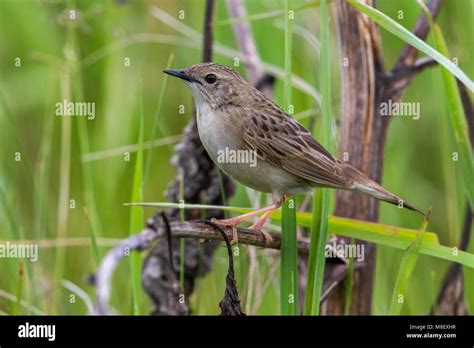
[0,0,472,316]
[419,2,473,207]
[74,38,102,269]
[304,0,331,315]
[129,81,145,315]
[416,1,474,314]
[389,215,429,314]
[144,54,174,186]
[12,262,24,315]
[280,0,299,316]
[30,74,56,309]
[53,12,75,311]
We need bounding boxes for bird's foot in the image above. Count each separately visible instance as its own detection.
[210,217,240,245]
[246,208,275,246]
[248,226,273,245]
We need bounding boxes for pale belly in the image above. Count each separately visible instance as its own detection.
[195,104,312,195]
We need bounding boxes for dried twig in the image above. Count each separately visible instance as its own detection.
[203,0,216,62]
[226,0,263,83]
[170,220,310,254]
[93,227,156,315]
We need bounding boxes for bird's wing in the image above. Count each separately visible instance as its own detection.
[241,109,353,188]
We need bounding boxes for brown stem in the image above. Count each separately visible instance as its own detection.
[169,221,310,253]
[202,0,216,62]
[392,0,443,70]
[329,0,442,315]
[434,205,471,315]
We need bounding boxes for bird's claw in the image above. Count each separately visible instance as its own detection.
[248,226,273,246]
[210,218,239,245]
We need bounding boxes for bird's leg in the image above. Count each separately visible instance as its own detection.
[211,195,286,245]
[248,210,275,245]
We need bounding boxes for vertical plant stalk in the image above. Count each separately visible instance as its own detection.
[13,262,24,315]
[73,58,102,268]
[280,0,299,316]
[389,214,430,314]
[304,0,331,315]
[226,0,273,98]
[54,11,75,311]
[129,82,145,315]
[143,54,174,187]
[417,1,473,315]
[31,74,56,308]
[61,0,104,268]
[203,0,216,63]
[435,206,471,315]
[330,0,384,315]
[179,174,185,289]
[343,246,354,315]
[328,0,442,314]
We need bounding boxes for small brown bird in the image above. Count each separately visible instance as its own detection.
[164,63,425,243]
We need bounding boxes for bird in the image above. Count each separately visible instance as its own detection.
[163,63,425,243]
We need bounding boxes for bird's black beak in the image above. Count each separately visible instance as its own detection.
[162,69,201,84]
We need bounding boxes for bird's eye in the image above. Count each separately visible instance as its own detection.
[205,73,217,84]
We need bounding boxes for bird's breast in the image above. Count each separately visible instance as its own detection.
[194,103,311,195]
[195,103,232,157]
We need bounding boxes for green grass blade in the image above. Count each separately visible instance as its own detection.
[13,262,24,315]
[281,197,298,315]
[416,1,474,313]
[75,77,102,268]
[389,215,430,314]
[143,53,174,186]
[129,81,145,315]
[417,2,473,206]
[343,242,355,315]
[53,34,73,314]
[63,0,103,269]
[280,0,298,316]
[347,0,474,92]
[304,0,331,315]
[127,202,474,268]
[305,188,330,315]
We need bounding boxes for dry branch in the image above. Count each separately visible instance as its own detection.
[93,216,356,314]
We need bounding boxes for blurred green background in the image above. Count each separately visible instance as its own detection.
[0,0,472,315]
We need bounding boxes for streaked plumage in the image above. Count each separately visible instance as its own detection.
[163,63,424,238]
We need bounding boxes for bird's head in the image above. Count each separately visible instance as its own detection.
[163,63,250,108]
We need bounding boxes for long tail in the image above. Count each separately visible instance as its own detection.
[342,164,426,216]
